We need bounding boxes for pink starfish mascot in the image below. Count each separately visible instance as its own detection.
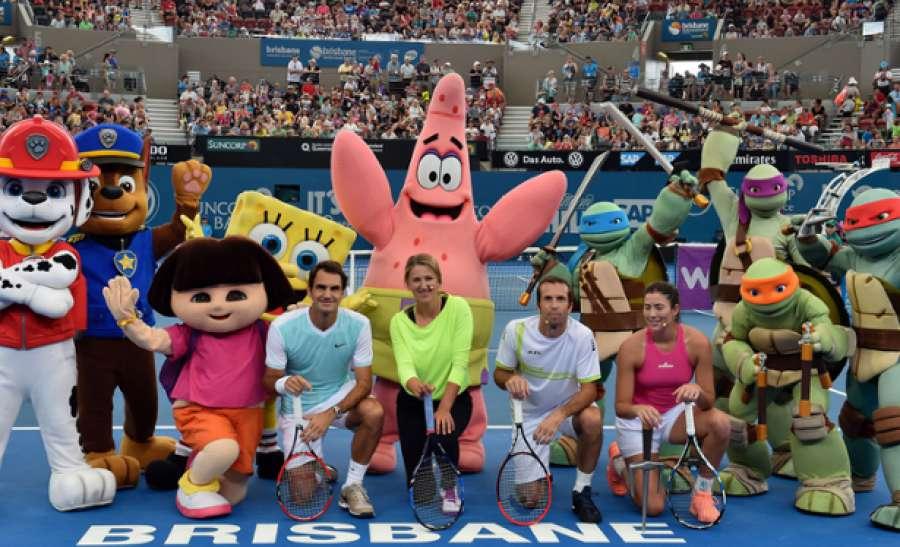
[332,73,566,473]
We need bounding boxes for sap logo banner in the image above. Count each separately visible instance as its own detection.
[77,521,687,545]
[613,199,655,228]
[782,174,804,213]
[620,152,645,166]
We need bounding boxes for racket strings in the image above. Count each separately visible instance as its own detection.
[277,456,334,520]
[497,453,551,524]
[411,453,462,530]
[667,459,725,529]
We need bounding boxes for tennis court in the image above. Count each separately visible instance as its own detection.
[1,259,891,546]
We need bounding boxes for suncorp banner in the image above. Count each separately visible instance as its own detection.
[260,38,425,67]
[661,18,717,41]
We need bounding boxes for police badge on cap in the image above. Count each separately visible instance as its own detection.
[99,128,118,149]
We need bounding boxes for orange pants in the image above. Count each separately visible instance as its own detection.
[173,405,263,475]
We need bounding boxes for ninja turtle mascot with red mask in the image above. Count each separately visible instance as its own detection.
[722,257,855,515]
[0,116,116,510]
[797,188,900,529]
[71,124,211,488]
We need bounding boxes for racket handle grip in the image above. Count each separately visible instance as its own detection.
[684,401,696,437]
[511,398,524,425]
[292,394,303,423]
[642,427,652,461]
[518,291,531,307]
[424,393,435,432]
[693,193,709,209]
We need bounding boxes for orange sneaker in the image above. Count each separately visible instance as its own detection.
[689,490,720,523]
[606,442,628,497]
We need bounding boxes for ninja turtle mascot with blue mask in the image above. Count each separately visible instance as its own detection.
[530,170,699,478]
[698,125,846,490]
[797,188,900,529]
[723,257,855,515]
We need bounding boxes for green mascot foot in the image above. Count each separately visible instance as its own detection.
[771,450,797,479]
[869,497,900,530]
[794,477,855,515]
[718,464,768,496]
[549,435,577,467]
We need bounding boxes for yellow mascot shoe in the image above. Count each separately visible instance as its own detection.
[85,450,140,489]
[121,434,177,469]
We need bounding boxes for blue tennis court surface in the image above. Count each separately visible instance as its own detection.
[1,312,893,545]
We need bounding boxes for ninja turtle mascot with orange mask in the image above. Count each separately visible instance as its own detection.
[722,257,855,515]
[797,187,900,529]
[0,116,116,511]
[71,125,211,488]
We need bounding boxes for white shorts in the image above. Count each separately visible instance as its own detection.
[615,403,685,458]
[279,389,352,469]
[506,411,578,483]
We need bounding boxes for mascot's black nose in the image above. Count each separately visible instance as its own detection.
[100,186,124,200]
[22,191,47,205]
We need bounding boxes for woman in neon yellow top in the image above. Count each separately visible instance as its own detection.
[389,254,474,508]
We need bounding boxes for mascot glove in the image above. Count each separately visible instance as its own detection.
[341,288,378,315]
[530,249,555,270]
[0,269,38,306]
[102,276,140,322]
[737,352,760,385]
[701,126,743,173]
[180,214,206,241]
[810,328,837,358]
[171,160,212,206]
[49,468,115,511]
[670,169,699,189]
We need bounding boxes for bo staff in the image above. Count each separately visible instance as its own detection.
[598,102,708,208]
[631,86,825,153]
[519,151,610,306]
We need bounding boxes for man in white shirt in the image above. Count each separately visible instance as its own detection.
[494,276,604,523]
[287,55,304,89]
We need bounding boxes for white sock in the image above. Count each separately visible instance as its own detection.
[694,475,713,493]
[573,469,594,493]
[343,459,368,488]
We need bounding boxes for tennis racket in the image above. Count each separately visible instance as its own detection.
[496,398,552,526]
[409,393,464,530]
[275,394,335,521]
[666,401,725,529]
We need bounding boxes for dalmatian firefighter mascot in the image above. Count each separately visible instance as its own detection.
[0,116,116,510]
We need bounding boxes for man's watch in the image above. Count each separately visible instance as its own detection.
[332,405,346,419]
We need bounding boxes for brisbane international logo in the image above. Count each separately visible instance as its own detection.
[668,21,682,35]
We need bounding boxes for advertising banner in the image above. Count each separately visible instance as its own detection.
[676,244,717,310]
[260,38,425,67]
[492,149,795,171]
[661,18,717,42]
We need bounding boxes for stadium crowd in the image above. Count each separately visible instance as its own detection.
[28,0,134,31]
[166,0,523,42]
[178,58,506,144]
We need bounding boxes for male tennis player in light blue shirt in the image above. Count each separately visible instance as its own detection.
[264,260,383,518]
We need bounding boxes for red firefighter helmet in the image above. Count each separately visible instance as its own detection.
[0,115,100,180]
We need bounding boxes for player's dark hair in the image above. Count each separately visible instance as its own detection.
[309,260,348,291]
[645,281,681,322]
[536,276,574,304]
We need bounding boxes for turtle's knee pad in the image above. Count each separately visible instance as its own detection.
[838,401,875,440]
[792,404,829,442]
[873,406,900,448]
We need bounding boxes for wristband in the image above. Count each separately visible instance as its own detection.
[274,375,290,395]
[117,315,138,329]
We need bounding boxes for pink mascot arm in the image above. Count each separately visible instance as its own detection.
[331,130,395,249]
[475,170,567,262]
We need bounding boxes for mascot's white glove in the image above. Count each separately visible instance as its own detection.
[49,468,116,511]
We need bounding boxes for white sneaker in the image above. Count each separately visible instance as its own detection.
[176,487,232,519]
[441,486,461,514]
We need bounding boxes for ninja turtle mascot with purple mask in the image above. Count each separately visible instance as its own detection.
[698,126,846,490]
[797,188,900,529]
[723,257,855,515]
[530,171,699,469]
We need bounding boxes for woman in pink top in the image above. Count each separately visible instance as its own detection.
[610,282,730,523]
[103,237,293,519]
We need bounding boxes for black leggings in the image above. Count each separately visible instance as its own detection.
[397,388,473,486]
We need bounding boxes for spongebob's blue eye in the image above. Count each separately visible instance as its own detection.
[248,223,288,258]
[291,241,331,280]
[260,234,283,256]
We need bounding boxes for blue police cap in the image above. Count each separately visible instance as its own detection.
[75,124,145,168]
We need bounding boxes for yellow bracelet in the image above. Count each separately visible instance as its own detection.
[117,315,138,329]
